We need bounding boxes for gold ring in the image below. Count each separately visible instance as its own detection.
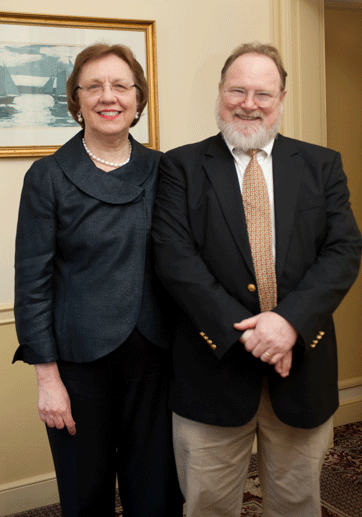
[264,351,271,358]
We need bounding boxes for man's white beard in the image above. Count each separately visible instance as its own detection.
[215,96,282,152]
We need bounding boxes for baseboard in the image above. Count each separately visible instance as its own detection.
[334,380,362,427]
[334,397,362,427]
[0,473,58,517]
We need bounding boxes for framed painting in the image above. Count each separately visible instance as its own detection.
[0,11,159,157]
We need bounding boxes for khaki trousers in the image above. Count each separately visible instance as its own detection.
[173,380,333,517]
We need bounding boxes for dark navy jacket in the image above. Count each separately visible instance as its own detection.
[14,131,171,364]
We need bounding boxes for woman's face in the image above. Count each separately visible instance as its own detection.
[77,54,138,141]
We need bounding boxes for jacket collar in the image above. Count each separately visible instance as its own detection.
[54,131,154,204]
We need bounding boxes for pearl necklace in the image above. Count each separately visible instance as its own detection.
[82,138,132,168]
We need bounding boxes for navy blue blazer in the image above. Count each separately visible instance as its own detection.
[14,131,171,364]
[152,133,362,429]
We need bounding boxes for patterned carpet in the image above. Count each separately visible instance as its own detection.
[6,421,362,517]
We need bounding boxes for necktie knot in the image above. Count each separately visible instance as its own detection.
[233,148,260,158]
[248,149,259,158]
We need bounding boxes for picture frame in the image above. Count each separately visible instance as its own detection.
[0,11,159,157]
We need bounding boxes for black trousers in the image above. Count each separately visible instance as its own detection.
[47,329,183,517]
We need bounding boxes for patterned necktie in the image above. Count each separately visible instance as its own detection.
[242,149,277,312]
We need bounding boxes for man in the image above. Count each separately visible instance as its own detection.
[152,43,362,517]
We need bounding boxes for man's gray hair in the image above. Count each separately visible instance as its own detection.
[220,42,287,91]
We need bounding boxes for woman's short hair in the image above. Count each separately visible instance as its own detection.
[220,42,287,92]
[67,43,148,128]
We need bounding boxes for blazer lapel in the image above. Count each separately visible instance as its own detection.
[272,134,304,279]
[204,134,255,276]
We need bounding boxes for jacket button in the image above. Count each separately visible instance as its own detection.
[247,284,257,292]
[211,344,217,350]
[310,343,317,348]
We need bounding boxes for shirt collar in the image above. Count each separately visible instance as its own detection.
[224,137,275,160]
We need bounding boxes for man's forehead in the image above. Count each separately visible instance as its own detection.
[225,53,280,80]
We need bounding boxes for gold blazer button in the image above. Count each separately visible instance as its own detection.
[247,284,257,292]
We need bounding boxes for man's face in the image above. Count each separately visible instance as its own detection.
[216,52,286,149]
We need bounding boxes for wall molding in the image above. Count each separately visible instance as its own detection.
[334,399,362,427]
[273,0,327,145]
[0,304,14,325]
[318,0,328,146]
[335,377,362,426]
[0,472,58,517]
[273,0,302,139]
[339,376,362,390]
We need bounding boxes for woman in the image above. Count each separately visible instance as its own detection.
[14,44,182,517]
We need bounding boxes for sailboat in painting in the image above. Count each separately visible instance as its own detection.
[53,69,67,103]
[0,63,20,104]
[41,75,55,95]
[41,69,67,103]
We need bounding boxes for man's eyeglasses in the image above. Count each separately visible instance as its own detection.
[222,88,281,107]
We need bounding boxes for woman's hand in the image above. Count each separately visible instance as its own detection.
[34,362,76,436]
